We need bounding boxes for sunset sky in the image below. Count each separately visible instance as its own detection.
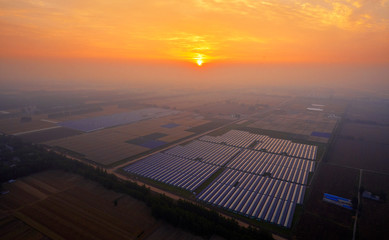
[0,0,388,88]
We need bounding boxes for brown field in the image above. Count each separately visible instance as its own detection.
[327,138,389,173]
[141,94,225,110]
[19,127,82,143]
[293,212,351,240]
[358,171,389,240]
[0,170,207,240]
[189,102,256,115]
[327,120,389,173]
[302,164,358,231]
[340,123,389,144]
[45,130,149,165]
[346,101,389,124]
[50,104,142,122]
[249,111,337,143]
[231,94,288,107]
[280,97,348,115]
[0,115,56,135]
[0,216,46,240]
[45,112,207,165]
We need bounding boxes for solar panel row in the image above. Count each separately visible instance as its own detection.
[199,130,317,160]
[227,149,315,184]
[255,138,317,160]
[164,140,241,166]
[124,130,317,228]
[124,153,219,191]
[199,130,269,148]
[197,169,304,228]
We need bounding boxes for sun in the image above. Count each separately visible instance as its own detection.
[196,59,203,66]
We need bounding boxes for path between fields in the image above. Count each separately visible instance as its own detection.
[352,169,362,240]
[13,126,62,136]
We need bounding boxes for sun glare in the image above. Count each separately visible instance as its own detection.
[196,59,203,66]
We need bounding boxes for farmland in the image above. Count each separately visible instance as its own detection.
[326,101,389,173]
[0,115,56,135]
[248,111,337,143]
[0,170,207,240]
[45,112,210,166]
[18,127,82,143]
[293,164,359,239]
[358,171,389,240]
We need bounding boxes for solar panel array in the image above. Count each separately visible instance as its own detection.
[254,139,317,160]
[123,153,219,191]
[124,129,318,228]
[199,130,317,160]
[164,140,240,166]
[60,108,179,132]
[227,149,315,185]
[199,130,269,148]
[197,169,305,228]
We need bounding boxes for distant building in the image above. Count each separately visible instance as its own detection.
[307,107,324,112]
[362,191,381,201]
[323,193,353,210]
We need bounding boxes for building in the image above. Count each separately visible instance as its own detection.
[323,193,353,210]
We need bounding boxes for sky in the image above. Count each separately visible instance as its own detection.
[0,0,388,89]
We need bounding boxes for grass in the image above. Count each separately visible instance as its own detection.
[193,167,225,194]
[186,119,232,134]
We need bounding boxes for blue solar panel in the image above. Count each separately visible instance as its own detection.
[161,123,180,128]
[60,108,179,132]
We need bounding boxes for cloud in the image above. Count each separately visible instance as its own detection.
[0,0,387,62]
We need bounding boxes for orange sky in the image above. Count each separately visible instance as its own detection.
[1,0,389,65]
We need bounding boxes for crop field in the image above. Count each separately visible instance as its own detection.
[232,94,288,108]
[188,102,256,115]
[327,121,389,173]
[294,211,352,240]
[45,112,209,165]
[49,104,140,122]
[346,100,389,124]
[19,127,82,143]
[0,170,202,240]
[358,171,389,240]
[0,216,46,240]
[340,123,389,144]
[59,108,179,132]
[0,115,56,135]
[293,163,359,239]
[124,129,318,228]
[249,111,337,143]
[304,164,358,227]
[281,97,348,115]
[45,130,149,165]
[140,94,227,111]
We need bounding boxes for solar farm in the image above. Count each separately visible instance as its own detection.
[59,108,179,132]
[124,129,318,228]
